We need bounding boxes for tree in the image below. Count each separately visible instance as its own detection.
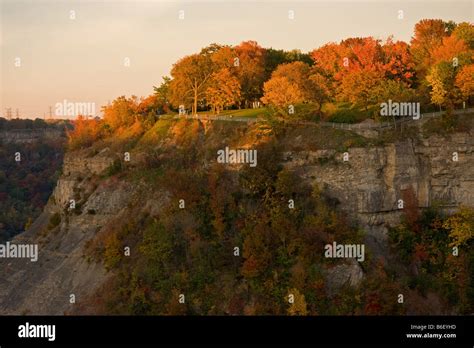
[382,38,415,85]
[261,76,305,109]
[307,70,332,112]
[211,45,236,70]
[342,37,385,73]
[410,19,449,77]
[169,53,214,115]
[271,61,311,86]
[67,115,102,149]
[373,79,417,105]
[234,41,266,108]
[452,22,474,49]
[455,64,474,103]
[153,76,172,114]
[264,48,313,80]
[443,207,474,247]
[338,69,384,110]
[102,96,138,130]
[287,288,308,316]
[311,42,348,77]
[206,68,241,114]
[432,35,470,66]
[426,61,458,109]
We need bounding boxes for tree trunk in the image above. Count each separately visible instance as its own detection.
[193,88,198,116]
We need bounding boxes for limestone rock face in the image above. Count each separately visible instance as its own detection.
[62,148,115,177]
[0,126,472,313]
[285,131,473,284]
[325,260,364,295]
[0,148,130,315]
[0,129,64,144]
[285,132,474,235]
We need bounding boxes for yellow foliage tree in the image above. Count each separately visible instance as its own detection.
[442,207,474,247]
[261,76,305,109]
[287,288,308,316]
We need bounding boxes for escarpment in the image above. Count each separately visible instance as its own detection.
[0,119,472,314]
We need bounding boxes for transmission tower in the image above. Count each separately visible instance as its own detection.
[5,108,12,120]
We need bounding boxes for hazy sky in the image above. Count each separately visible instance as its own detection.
[1,0,473,118]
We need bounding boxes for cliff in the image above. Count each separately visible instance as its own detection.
[0,128,64,144]
[0,119,472,314]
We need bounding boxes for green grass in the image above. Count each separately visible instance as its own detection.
[322,102,373,123]
[137,118,173,147]
[195,107,270,118]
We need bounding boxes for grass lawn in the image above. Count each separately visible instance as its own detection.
[194,107,271,118]
[322,102,373,123]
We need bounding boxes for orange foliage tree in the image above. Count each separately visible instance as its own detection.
[455,64,474,103]
[67,115,103,149]
[206,68,241,114]
[234,41,267,108]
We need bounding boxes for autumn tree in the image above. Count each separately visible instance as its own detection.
[67,115,103,149]
[455,64,474,104]
[271,61,310,85]
[311,42,348,78]
[261,76,305,109]
[102,96,138,130]
[410,19,449,77]
[432,35,470,66]
[169,53,214,115]
[452,22,474,49]
[426,61,459,109]
[339,69,384,110]
[261,61,331,112]
[206,68,241,113]
[373,79,417,106]
[234,41,266,108]
[287,288,308,316]
[443,207,474,247]
[307,70,332,112]
[312,37,411,110]
[211,45,237,70]
[382,38,415,85]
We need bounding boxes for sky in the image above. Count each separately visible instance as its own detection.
[0,0,473,119]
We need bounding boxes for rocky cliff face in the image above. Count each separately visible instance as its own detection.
[284,131,473,259]
[0,148,132,315]
[0,128,64,144]
[0,123,472,314]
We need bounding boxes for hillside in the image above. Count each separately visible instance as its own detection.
[0,125,66,241]
[0,115,472,315]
